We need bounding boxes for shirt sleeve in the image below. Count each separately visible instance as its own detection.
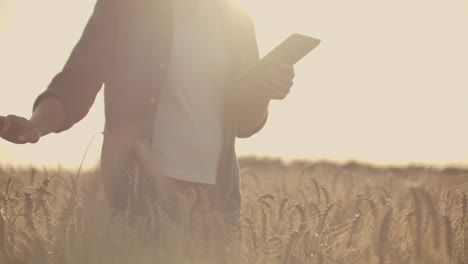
[236,110,268,139]
[32,0,115,132]
[234,11,269,138]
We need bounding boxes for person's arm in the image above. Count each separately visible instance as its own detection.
[29,97,66,137]
[0,97,65,144]
[235,78,270,138]
[232,13,268,138]
[33,0,114,133]
[235,63,294,138]
[1,0,115,145]
[235,17,295,138]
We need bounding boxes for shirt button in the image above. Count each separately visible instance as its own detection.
[149,97,157,104]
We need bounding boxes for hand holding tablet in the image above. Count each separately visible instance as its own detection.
[233,33,321,87]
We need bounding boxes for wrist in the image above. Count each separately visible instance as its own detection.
[29,116,47,137]
[30,97,66,135]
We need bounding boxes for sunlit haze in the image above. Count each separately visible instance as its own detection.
[1,0,467,168]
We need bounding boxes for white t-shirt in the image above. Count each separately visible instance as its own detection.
[151,0,228,184]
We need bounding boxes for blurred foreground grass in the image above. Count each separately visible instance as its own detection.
[0,156,467,263]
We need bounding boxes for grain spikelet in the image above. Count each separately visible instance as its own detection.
[320,185,330,205]
[346,210,361,248]
[278,197,288,220]
[24,193,36,234]
[367,198,379,223]
[275,197,288,233]
[294,204,307,232]
[257,194,275,208]
[379,186,390,205]
[5,176,13,198]
[244,216,258,252]
[325,221,351,241]
[266,236,283,262]
[444,190,453,216]
[307,202,320,222]
[310,178,321,203]
[317,203,335,235]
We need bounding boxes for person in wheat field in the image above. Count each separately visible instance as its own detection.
[0,0,294,243]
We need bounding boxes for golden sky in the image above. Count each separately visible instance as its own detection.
[0,0,468,168]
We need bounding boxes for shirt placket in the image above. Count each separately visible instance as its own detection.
[145,0,174,146]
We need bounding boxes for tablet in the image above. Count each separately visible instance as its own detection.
[233,33,321,84]
[262,33,321,65]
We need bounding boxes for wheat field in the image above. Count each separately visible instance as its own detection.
[0,156,466,264]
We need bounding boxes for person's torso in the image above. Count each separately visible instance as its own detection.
[100,0,259,211]
[151,0,229,184]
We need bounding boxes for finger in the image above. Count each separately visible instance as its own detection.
[278,65,295,80]
[2,115,13,135]
[276,63,294,73]
[263,67,287,82]
[17,125,39,144]
[263,73,294,92]
[0,116,5,136]
[262,74,292,91]
[5,115,27,134]
[262,78,290,100]
[269,87,289,100]
[264,68,295,87]
[267,63,295,79]
[2,115,30,143]
[276,76,294,90]
[15,135,28,144]
[22,128,41,144]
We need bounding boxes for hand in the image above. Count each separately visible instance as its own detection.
[0,115,41,144]
[133,137,160,176]
[260,62,295,100]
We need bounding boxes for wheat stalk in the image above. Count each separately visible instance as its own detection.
[443,215,453,261]
[376,207,392,264]
[421,188,441,250]
[410,187,423,260]
[282,230,301,264]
